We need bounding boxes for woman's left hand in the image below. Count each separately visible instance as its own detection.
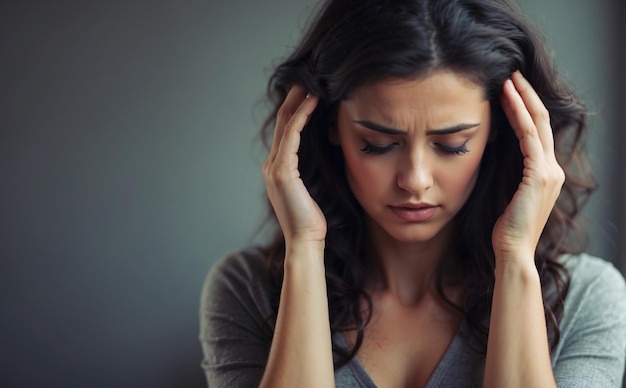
[492,71,565,263]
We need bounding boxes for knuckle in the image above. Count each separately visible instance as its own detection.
[537,172,549,187]
[555,166,566,185]
[283,121,297,135]
[517,80,531,94]
[542,164,565,188]
[276,105,290,121]
[537,106,550,122]
[262,162,270,177]
[270,168,288,186]
[522,123,538,138]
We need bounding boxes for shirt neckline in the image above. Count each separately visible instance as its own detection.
[333,320,469,387]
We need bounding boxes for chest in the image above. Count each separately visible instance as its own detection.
[344,298,462,388]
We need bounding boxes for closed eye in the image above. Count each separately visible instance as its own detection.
[436,142,469,155]
[360,140,397,155]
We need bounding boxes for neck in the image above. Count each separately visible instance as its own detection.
[364,219,458,306]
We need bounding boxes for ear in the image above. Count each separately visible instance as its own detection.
[328,125,340,145]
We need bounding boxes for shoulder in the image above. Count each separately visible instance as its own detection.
[552,253,626,385]
[200,246,278,330]
[205,246,272,289]
[560,253,626,302]
[199,248,278,386]
[559,253,626,323]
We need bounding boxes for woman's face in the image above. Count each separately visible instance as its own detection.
[335,71,491,245]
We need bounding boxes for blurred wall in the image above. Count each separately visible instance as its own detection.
[619,0,626,278]
[1,1,622,387]
[1,1,317,386]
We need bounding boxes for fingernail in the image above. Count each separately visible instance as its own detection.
[305,92,312,99]
[504,79,514,91]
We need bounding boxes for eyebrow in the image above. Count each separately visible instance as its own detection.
[353,120,480,135]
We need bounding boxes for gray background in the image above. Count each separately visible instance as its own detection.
[1,1,624,387]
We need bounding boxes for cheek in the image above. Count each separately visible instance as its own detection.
[343,150,393,194]
[448,151,485,199]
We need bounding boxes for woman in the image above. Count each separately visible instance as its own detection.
[200,0,626,386]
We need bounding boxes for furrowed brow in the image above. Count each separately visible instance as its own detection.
[354,120,480,135]
[353,120,404,135]
[426,123,480,135]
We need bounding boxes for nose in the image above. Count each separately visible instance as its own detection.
[396,149,433,195]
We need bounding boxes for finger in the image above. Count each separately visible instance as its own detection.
[268,85,308,163]
[501,78,544,162]
[273,94,319,167]
[510,71,555,154]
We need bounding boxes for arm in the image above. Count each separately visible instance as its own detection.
[484,71,563,387]
[486,258,555,387]
[199,247,336,388]
[260,86,335,387]
[260,243,334,388]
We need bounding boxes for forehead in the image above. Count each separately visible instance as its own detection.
[340,71,488,124]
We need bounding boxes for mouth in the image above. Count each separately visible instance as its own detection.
[389,203,438,222]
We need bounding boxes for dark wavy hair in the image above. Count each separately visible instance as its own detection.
[259,0,596,368]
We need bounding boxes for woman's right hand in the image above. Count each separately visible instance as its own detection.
[262,85,327,247]
[260,86,335,388]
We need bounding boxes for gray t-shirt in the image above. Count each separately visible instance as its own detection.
[199,248,626,387]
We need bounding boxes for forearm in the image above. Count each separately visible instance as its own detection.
[260,243,335,388]
[484,257,556,388]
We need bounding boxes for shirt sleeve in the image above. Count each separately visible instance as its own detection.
[553,257,626,387]
[199,250,276,388]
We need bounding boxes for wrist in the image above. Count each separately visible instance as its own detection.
[285,239,325,254]
[494,253,539,281]
[284,241,325,267]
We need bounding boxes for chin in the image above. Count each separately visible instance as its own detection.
[381,224,444,244]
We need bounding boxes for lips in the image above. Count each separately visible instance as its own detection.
[389,203,438,222]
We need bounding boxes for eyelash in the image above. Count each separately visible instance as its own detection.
[360,141,469,156]
[360,142,396,155]
[436,143,470,155]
